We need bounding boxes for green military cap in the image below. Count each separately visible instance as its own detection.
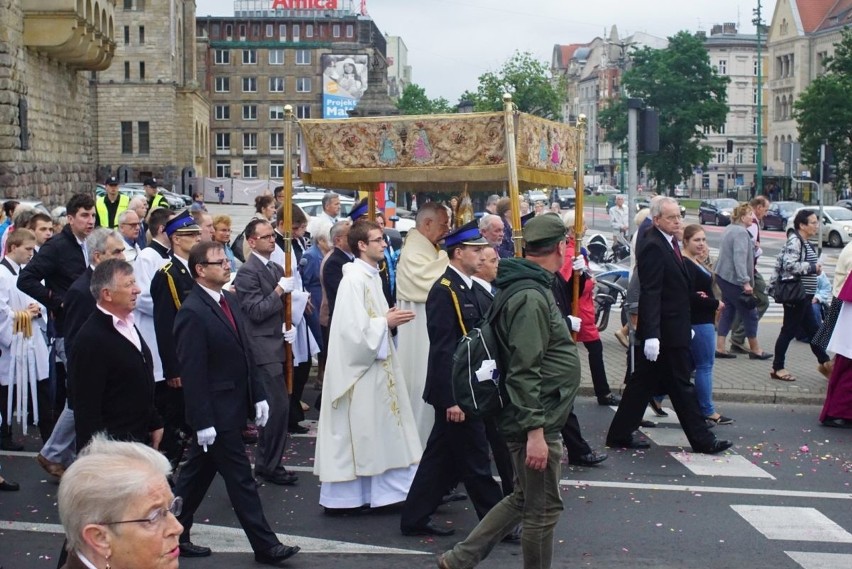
[523,212,566,248]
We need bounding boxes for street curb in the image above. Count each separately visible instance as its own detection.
[575,385,827,406]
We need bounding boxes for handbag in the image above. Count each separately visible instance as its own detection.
[773,277,806,304]
[739,292,759,310]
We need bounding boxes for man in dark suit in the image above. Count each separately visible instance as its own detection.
[320,219,353,324]
[171,241,300,565]
[150,211,201,469]
[233,219,298,485]
[606,197,731,454]
[400,221,504,537]
[71,259,163,450]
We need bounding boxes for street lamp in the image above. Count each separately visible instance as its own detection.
[457,99,475,114]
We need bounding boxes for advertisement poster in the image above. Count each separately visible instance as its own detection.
[322,54,369,118]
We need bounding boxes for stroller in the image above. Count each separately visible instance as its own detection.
[586,233,631,264]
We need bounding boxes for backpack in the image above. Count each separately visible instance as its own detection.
[231,229,247,263]
[451,280,547,418]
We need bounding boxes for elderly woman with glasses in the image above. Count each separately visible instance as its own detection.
[58,434,183,569]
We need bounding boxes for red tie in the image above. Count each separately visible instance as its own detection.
[672,237,683,263]
[219,296,237,330]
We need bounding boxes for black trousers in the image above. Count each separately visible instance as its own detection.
[174,429,279,553]
[583,339,612,399]
[288,360,311,428]
[773,295,830,370]
[607,345,715,451]
[155,381,189,470]
[400,408,504,530]
[561,411,592,461]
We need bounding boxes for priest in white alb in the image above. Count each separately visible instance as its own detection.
[395,202,450,445]
[315,219,421,511]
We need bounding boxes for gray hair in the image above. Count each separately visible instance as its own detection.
[329,218,351,243]
[415,201,449,228]
[85,228,123,262]
[321,191,339,208]
[128,196,147,210]
[561,210,576,228]
[478,213,498,231]
[58,434,171,553]
[486,194,500,207]
[308,217,333,244]
[650,196,678,218]
[116,209,138,225]
[89,258,133,300]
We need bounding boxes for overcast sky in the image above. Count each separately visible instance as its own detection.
[196,0,777,102]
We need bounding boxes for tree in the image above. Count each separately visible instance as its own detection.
[598,31,730,192]
[396,84,455,115]
[470,51,564,119]
[794,28,852,188]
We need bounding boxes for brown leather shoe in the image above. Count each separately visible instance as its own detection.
[36,454,65,478]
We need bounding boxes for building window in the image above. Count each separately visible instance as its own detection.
[269,77,285,93]
[306,24,314,38]
[753,116,758,135]
[225,24,233,38]
[215,132,230,152]
[753,88,758,105]
[296,78,312,92]
[214,49,230,65]
[242,132,257,152]
[121,121,133,154]
[717,123,725,135]
[139,26,145,44]
[243,160,258,178]
[270,160,284,178]
[238,24,246,39]
[736,147,744,164]
[297,105,311,119]
[215,76,230,92]
[346,24,354,38]
[124,26,130,45]
[124,0,132,9]
[714,147,726,163]
[753,58,759,76]
[242,77,257,92]
[269,49,285,64]
[292,25,300,42]
[270,105,285,120]
[138,121,149,154]
[242,105,257,120]
[266,24,274,38]
[124,61,130,80]
[332,24,341,38]
[214,105,230,120]
[279,24,286,39]
[139,61,145,80]
[242,49,257,64]
[215,160,231,177]
[717,59,727,75]
[270,132,284,151]
[295,49,311,65]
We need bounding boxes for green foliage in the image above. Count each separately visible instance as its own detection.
[793,27,852,187]
[469,51,564,119]
[598,31,730,192]
[396,84,455,115]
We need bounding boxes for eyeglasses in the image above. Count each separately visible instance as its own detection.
[101,496,182,528]
[367,237,385,243]
[252,233,276,241]
[199,258,230,267]
[662,215,683,222]
[121,222,141,228]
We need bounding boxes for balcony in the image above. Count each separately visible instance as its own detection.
[23,0,117,71]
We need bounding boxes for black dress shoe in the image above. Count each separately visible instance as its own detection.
[256,469,299,486]
[571,451,608,466]
[288,424,309,434]
[640,420,658,428]
[606,437,650,450]
[695,439,733,455]
[441,490,468,504]
[179,542,212,558]
[715,351,737,359]
[255,544,300,565]
[401,521,456,537]
[748,351,773,360]
[597,393,621,406]
[822,418,852,429]
[0,479,20,492]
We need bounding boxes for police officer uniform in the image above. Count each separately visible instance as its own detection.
[96,176,130,228]
[145,177,169,211]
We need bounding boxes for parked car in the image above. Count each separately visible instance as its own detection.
[122,183,184,209]
[673,184,689,198]
[552,187,576,209]
[834,199,852,211]
[595,184,620,195]
[785,206,852,248]
[762,201,804,231]
[526,190,549,205]
[698,198,739,226]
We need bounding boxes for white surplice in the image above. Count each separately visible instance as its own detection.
[314,260,422,508]
[133,246,170,381]
[395,228,448,446]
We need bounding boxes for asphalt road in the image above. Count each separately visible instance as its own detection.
[2,397,850,569]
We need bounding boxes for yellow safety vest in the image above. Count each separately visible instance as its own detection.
[149,193,167,209]
[96,194,130,228]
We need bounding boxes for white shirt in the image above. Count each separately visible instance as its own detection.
[198,282,222,304]
[448,264,473,289]
[97,304,141,351]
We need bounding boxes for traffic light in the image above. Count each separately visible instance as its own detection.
[821,144,837,183]
[639,109,659,153]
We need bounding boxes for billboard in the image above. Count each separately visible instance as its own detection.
[322,54,368,118]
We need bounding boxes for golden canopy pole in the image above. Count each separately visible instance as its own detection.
[502,93,522,257]
[363,184,376,221]
[571,114,587,327]
[283,104,294,393]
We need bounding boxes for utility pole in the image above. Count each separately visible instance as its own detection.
[754,0,764,195]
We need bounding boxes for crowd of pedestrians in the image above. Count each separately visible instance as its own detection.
[0,185,850,569]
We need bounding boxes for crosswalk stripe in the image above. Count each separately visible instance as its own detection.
[785,551,852,569]
[669,452,775,479]
[731,505,852,543]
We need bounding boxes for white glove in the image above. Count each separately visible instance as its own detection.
[254,400,270,428]
[572,256,585,271]
[277,276,295,294]
[282,324,297,344]
[197,427,217,451]
[567,315,582,332]
[643,338,660,362]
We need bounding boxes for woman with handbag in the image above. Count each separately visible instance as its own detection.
[770,209,832,382]
[714,203,772,360]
